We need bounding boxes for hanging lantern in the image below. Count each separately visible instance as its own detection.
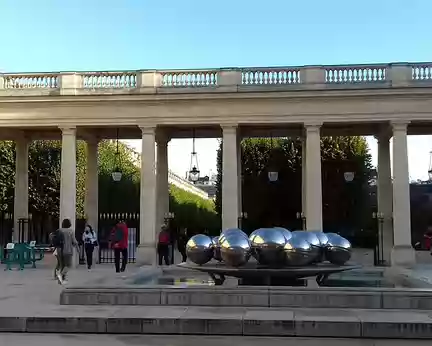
[112,170,122,182]
[344,171,355,182]
[188,129,201,183]
[189,165,200,182]
[267,135,278,182]
[112,129,122,182]
[268,171,279,182]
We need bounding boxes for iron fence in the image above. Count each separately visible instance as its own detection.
[98,212,140,264]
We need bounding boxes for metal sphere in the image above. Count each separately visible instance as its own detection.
[324,233,352,265]
[292,231,321,262]
[307,230,329,262]
[308,231,329,246]
[273,227,292,242]
[249,228,286,265]
[219,228,248,243]
[212,236,222,262]
[186,234,214,265]
[219,233,251,267]
[284,233,314,266]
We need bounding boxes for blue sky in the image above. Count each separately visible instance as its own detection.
[1,0,432,179]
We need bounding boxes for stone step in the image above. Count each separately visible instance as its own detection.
[1,305,432,339]
[61,285,432,309]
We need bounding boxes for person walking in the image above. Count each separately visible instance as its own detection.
[110,220,129,273]
[82,222,97,270]
[157,224,171,265]
[58,218,78,284]
[177,227,188,263]
[49,227,64,280]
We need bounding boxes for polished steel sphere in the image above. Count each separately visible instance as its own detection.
[324,233,352,265]
[186,234,214,265]
[249,228,286,265]
[292,231,322,262]
[273,227,292,242]
[284,233,314,266]
[219,233,251,267]
[308,231,329,262]
[212,236,222,262]
[219,228,248,243]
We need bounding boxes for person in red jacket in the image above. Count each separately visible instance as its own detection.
[110,220,129,273]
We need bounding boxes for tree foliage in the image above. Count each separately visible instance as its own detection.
[215,136,373,245]
[0,140,216,232]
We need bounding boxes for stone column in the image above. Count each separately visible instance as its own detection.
[222,125,239,231]
[304,123,323,231]
[85,139,99,232]
[237,135,242,228]
[59,127,77,231]
[376,132,393,265]
[301,137,306,213]
[14,135,29,242]
[60,127,77,267]
[137,126,157,265]
[391,121,415,266]
[156,133,170,228]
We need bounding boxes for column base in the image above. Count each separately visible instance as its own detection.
[136,244,157,266]
[390,245,416,267]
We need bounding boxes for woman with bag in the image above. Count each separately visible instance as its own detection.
[82,222,97,270]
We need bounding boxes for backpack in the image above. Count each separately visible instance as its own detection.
[158,231,170,245]
[50,229,64,248]
[114,226,124,243]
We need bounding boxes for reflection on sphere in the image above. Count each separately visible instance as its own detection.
[292,231,321,262]
[249,228,286,265]
[186,234,214,265]
[284,234,314,266]
[219,228,248,245]
[219,234,251,267]
[273,227,292,242]
[325,233,352,265]
[212,236,222,262]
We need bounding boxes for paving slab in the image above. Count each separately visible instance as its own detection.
[0,304,431,338]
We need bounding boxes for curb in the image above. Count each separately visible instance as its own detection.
[0,314,432,339]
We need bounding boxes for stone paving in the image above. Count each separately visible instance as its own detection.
[1,257,432,339]
[0,334,430,346]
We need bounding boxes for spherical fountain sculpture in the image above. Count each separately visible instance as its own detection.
[186,234,214,265]
[325,232,352,265]
[219,233,251,267]
[249,228,286,265]
[181,228,357,286]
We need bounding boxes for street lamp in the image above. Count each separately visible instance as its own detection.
[112,128,122,182]
[372,212,385,266]
[296,212,306,230]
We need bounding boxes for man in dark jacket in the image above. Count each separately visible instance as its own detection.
[177,227,188,263]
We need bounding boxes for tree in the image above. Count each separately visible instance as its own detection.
[0,139,217,233]
[215,136,373,244]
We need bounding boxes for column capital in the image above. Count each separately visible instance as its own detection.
[221,124,238,133]
[374,132,392,143]
[139,125,156,135]
[304,122,322,133]
[60,127,76,136]
[391,120,410,132]
[155,132,171,145]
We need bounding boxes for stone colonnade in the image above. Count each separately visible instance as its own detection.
[10,121,415,266]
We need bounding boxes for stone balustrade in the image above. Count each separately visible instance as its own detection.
[1,62,431,95]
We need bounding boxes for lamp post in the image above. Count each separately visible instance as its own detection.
[238,211,248,230]
[296,212,306,230]
[164,212,175,264]
[372,212,385,266]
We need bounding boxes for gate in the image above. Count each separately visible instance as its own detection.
[98,212,140,263]
[0,212,13,259]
